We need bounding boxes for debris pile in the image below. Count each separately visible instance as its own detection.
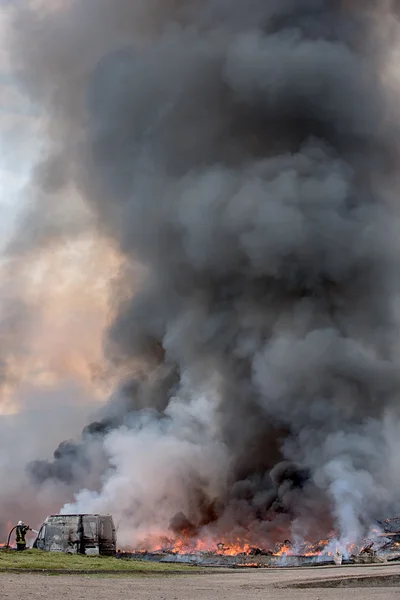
[116,518,400,568]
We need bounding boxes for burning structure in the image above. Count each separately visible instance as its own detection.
[33,514,116,556]
[121,517,400,567]
[4,0,400,563]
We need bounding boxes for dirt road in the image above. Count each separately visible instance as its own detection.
[2,564,400,599]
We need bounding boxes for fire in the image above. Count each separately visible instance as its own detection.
[130,529,398,562]
[133,535,330,558]
[157,537,252,556]
[273,541,292,557]
[132,533,256,556]
[126,517,400,564]
[216,543,252,556]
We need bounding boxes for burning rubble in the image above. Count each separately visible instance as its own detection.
[119,518,400,568]
[5,0,400,562]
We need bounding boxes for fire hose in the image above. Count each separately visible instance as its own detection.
[6,526,17,549]
[6,526,39,549]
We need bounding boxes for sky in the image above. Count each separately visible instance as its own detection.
[0,3,40,249]
[0,3,115,421]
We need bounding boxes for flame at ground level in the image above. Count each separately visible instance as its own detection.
[127,522,400,562]
[139,538,337,559]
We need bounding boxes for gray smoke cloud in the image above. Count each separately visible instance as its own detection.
[5,0,400,548]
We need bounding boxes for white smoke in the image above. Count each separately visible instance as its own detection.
[62,376,230,547]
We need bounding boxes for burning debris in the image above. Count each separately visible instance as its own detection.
[118,518,400,568]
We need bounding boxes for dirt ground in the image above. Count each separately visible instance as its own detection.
[2,563,400,600]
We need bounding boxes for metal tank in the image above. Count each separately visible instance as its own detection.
[33,514,116,555]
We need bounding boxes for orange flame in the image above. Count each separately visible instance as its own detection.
[130,529,395,561]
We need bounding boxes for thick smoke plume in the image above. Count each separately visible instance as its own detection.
[5,0,400,549]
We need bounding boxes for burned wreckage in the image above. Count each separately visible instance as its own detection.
[33,514,116,555]
[122,518,400,568]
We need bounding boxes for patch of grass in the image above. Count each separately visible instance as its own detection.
[0,549,202,576]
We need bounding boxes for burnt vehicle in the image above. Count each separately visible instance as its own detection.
[33,514,116,555]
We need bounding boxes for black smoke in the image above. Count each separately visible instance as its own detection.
[7,0,400,547]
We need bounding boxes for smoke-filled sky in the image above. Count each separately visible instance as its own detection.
[0,0,122,537]
[2,0,400,551]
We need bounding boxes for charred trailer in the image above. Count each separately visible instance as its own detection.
[33,514,116,555]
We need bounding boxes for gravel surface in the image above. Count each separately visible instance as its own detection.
[3,564,400,599]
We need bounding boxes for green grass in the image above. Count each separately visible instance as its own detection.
[0,549,202,576]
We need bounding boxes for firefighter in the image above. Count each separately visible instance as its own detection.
[15,521,31,551]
